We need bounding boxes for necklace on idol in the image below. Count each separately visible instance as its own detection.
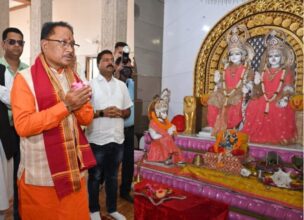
[268,67,281,81]
[261,67,286,114]
[222,64,246,106]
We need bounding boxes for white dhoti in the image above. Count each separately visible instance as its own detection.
[0,142,14,211]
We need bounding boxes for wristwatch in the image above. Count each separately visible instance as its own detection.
[99,110,104,117]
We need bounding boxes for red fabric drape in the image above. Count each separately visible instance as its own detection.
[134,179,229,220]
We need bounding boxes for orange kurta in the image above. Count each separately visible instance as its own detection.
[11,73,93,138]
[11,68,93,220]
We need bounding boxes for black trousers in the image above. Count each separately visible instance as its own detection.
[120,126,134,195]
[88,142,124,213]
[12,127,20,220]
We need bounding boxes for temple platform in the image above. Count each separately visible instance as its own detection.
[138,133,303,220]
[144,133,303,163]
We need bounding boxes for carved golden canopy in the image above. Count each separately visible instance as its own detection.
[194,0,304,97]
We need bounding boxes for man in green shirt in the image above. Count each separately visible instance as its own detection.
[0,27,28,74]
[0,27,28,220]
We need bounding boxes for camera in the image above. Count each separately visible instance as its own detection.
[115,46,133,80]
[121,46,130,65]
[119,66,133,79]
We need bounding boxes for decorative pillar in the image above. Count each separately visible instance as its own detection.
[0,0,9,57]
[100,0,128,50]
[30,0,52,64]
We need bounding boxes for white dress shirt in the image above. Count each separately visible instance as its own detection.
[0,68,14,108]
[86,74,133,146]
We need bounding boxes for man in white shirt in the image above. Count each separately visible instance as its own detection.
[86,50,132,220]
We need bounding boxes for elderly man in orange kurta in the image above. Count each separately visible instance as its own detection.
[11,21,96,220]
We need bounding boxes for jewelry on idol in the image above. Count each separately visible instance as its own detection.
[261,68,286,114]
[267,67,281,81]
[222,64,246,106]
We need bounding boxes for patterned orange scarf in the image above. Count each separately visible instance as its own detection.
[151,111,172,131]
[31,54,96,198]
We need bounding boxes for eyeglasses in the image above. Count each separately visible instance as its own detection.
[45,39,80,48]
[5,39,25,46]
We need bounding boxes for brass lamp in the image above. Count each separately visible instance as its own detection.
[192,154,203,166]
[133,149,148,184]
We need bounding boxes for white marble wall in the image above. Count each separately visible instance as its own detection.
[135,0,164,118]
[162,0,244,118]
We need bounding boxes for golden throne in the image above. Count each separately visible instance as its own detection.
[188,0,303,144]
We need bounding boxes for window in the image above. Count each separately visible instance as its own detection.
[85,56,99,80]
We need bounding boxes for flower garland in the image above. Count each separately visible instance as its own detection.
[222,65,246,106]
[151,111,172,130]
[261,68,286,114]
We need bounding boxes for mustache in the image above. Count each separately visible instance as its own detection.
[107,64,114,68]
[64,53,74,58]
